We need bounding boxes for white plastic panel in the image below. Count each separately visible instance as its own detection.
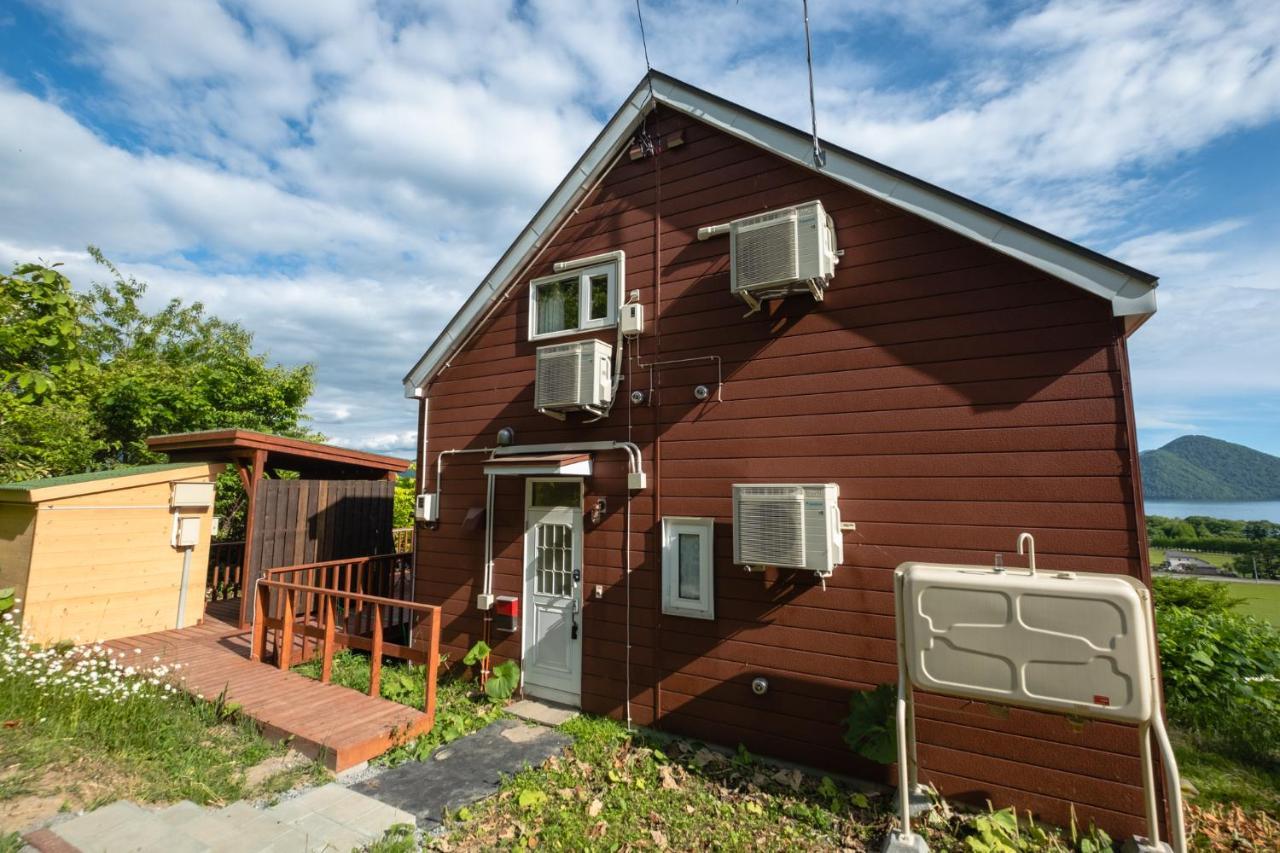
[897,563,1154,723]
[171,481,215,508]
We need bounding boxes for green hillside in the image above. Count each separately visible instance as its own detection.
[1141,435,1280,500]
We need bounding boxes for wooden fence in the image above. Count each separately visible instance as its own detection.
[207,540,246,600]
[392,527,413,554]
[243,478,396,622]
[250,561,439,720]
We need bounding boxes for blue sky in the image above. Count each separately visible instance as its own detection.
[2,0,1278,458]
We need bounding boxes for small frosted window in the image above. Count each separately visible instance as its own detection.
[662,518,714,619]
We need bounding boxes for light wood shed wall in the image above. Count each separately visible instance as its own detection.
[16,467,219,644]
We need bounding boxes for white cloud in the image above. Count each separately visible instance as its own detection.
[3,0,1280,455]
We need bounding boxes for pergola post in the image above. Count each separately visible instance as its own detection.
[237,449,267,628]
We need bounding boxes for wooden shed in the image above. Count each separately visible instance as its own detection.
[0,462,223,644]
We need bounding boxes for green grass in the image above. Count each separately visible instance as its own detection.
[0,624,311,811]
[1233,582,1280,625]
[1174,730,1280,815]
[293,650,503,765]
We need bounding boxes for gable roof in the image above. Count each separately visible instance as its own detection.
[403,70,1158,397]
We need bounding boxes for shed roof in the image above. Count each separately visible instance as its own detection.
[146,429,410,478]
[0,462,217,504]
[403,69,1159,396]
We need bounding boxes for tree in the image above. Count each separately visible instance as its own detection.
[1244,520,1277,542]
[1,251,316,485]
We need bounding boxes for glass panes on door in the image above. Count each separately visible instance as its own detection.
[534,523,574,596]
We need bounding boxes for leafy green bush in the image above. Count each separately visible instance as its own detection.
[842,683,897,764]
[1152,576,1243,612]
[1156,605,1280,761]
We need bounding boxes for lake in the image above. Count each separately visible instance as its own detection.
[1145,500,1280,522]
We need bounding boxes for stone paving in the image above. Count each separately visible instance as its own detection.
[351,717,572,828]
[32,784,414,853]
[25,702,577,853]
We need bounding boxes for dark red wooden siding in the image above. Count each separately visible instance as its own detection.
[413,110,1152,836]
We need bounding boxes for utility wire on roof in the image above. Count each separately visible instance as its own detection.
[633,0,656,154]
[802,0,826,167]
[635,0,654,91]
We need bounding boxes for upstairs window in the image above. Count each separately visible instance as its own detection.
[529,261,616,340]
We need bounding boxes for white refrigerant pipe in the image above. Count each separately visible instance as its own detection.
[481,441,644,605]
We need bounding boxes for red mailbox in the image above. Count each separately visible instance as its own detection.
[494,595,519,633]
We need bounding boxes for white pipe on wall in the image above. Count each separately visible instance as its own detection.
[176,547,193,627]
[491,441,642,476]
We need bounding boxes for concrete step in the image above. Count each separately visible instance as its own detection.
[47,785,415,853]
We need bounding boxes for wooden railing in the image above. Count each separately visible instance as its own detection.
[250,566,439,724]
[207,540,246,600]
[392,527,414,553]
[263,552,414,632]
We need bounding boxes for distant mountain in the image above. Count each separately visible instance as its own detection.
[1141,436,1280,501]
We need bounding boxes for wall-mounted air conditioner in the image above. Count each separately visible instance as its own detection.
[732,483,843,577]
[728,200,838,312]
[534,339,614,418]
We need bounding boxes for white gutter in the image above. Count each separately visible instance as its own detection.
[430,441,645,612]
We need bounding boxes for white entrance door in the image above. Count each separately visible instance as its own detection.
[522,479,583,706]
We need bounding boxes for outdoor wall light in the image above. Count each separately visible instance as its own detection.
[496,426,516,446]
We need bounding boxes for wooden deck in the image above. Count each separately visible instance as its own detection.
[106,598,432,771]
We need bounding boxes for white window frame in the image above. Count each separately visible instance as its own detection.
[528,260,618,341]
[661,516,715,620]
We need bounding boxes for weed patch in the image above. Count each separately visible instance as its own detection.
[0,609,295,811]
[293,650,502,766]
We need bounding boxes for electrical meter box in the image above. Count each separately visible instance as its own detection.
[415,493,438,523]
[896,563,1154,723]
[173,515,201,548]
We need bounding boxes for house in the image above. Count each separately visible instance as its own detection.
[401,71,1159,836]
[0,462,222,644]
[1162,550,1222,575]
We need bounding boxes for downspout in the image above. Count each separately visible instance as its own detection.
[1116,319,1168,832]
[650,102,665,726]
[482,471,496,685]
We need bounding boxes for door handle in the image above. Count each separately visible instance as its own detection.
[570,596,579,640]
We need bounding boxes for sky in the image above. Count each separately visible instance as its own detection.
[1,0,1278,459]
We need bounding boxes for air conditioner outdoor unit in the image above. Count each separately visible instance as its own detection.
[732,483,843,577]
[534,338,614,418]
[729,200,838,312]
